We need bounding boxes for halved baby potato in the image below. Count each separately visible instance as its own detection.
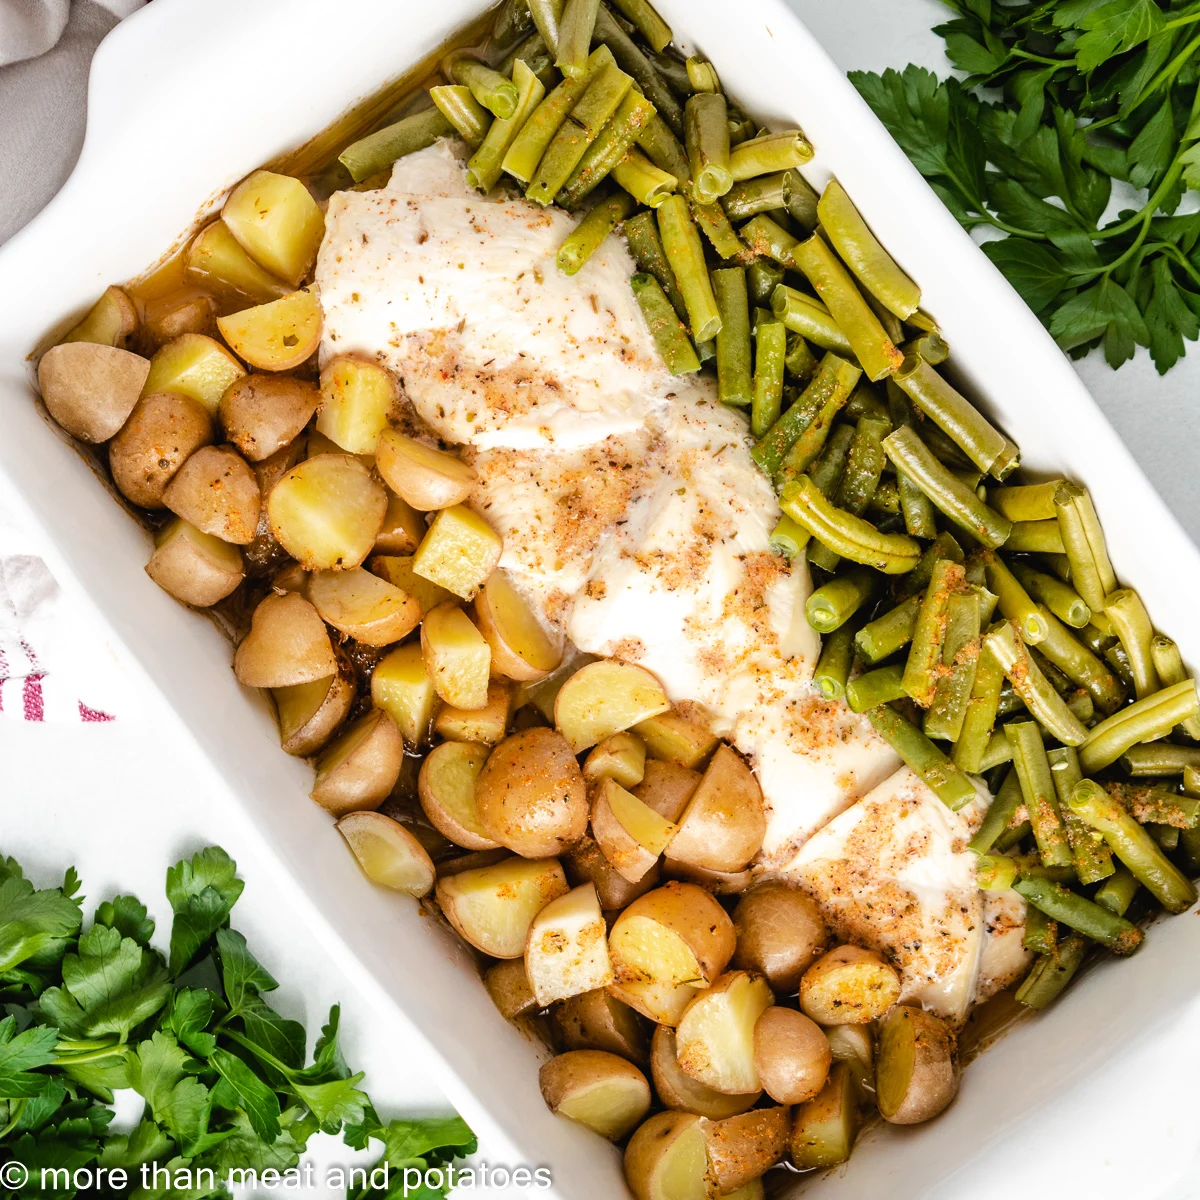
[609,978,699,1028]
[675,972,774,1095]
[162,444,261,544]
[369,554,453,615]
[876,1005,959,1125]
[826,1024,874,1098]
[701,1106,791,1194]
[624,1111,713,1200]
[555,988,650,1065]
[109,391,213,508]
[667,744,765,874]
[219,373,319,462]
[217,288,322,372]
[376,428,476,510]
[413,505,503,602]
[421,602,491,710]
[635,709,720,769]
[38,342,150,442]
[526,883,613,1006]
[584,732,647,789]
[222,170,325,287]
[145,518,244,607]
[790,1062,859,1170]
[555,660,672,754]
[308,566,421,645]
[141,288,218,352]
[651,1025,760,1120]
[417,739,496,851]
[274,665,355,756]
[311,707,405,815]
[662,861,755,895]
[375,490,426,555]
[63,285,139,349]
[474,569,562,682]
[336,809,436,896]
[753,1007,831,1105]
[800,945,901,1026]
[316,357,398,454]
[732,883,830,994]
[541,1050,651,1142]
[485,958,538,1020]
[635,760,701,823]
[433,678,515,744]
[372,642,438,746]
[592,777,679,884]
[267,453,387,570]
[186,219,291,305]
[435,855,568,958]
[234,591,336,688]
[609,882,735,989]
[143,333,246,416]
[565,836,660,912]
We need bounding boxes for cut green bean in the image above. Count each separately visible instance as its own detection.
[527,117,594,203]
[502,55,599,183]
[814,622,858,701]
[1032,605,1125,716]
[728,129,813,179]
[806,542,842,574]
[1010,563,1090,629]
[1079,679,1200,773]
[808,422,856,497]
[684,55,719,92]
[685,93,732,204]
[985,622,1089,747]
[777,375,857,483]
[631,273,700,374]
[996,818,1033,854]
[784,332,819,384]
[747,259,785,308]
[855,594,921,665]
[868,478,900,516]
[657,194,721,341]
[926,590,982,742]
[989,481,1067,523]
[624,208,687,323]
[1013,877,1142,955]
[1016,933,1087,1010]
[1095,865,1139,916]
[836,414,889,516]
[712,267,752,407]
[1054,483,1116,614]
[769,514,811,559]
[557,91,655,206]
[527,0,565,51]
[807,566,879,633]
[770,284,854,356]
[1149,635,1200,739]
[636,113,690,180]
[983,553,1050,644]
[609,0,673,52]
[1006,721,1072,868]
[903,559,964,708]
[903,330,949,365]
[467,61,547,192]
[500,32,556,88]
[969,766,1023,854]
[752,320,787,439]
[450,56,520,119]
[1108,783,1200,829]
[571,61,634,135]
[1047,747,1114,884]
[691,199,744,259]
[723,170,811,223]
[865,706,979,810]
[557,192,635,275]
[846,663,907,713]
[1004,520,1065,555]
[742,215,799,267]
[493,0,535,50]
[429,85,492,147]
[1150,822,1180,850]
[338,108,455,183]
[1022,903,1058,954]
[975,854,1019,891]
[1104,589,1161,700]
[593,7,683,135]
[611,149,677,206]
[954,641,1006,774]
[555,0,601,78]
[1118,743,1200,776]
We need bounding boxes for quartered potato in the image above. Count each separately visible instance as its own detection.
[336,810,436,896]
[790,1063,859,1170]
[635,709,720,769]
[635,760,701,823]
[217,288,322,372]
[222,170,325,287]
[267,453,387,570]
[145,518,244,607]
[417,739,496,851]
[876,1005,959,1125]
[143,333,246,416]
[38,342,149,442]
[372,642,438,746]
[732,883,830,993]
[109,391,213,508]
[375,490,427,555]
[826,1024,874,1098]
[663,862,756,895]
[186,219,292,304]
[436,848,510,878]
[475,727,588,857]
[555,988,650,1065]
[234,591,336,688]
[592,776,678,884]
[162,444,261,544]
[421,602,492,709]
[141,288,218,351]
[219,373,319,462]
[316,357,398,454]
[520,654,596,723]
[369,554,453,615]
[311,707,405,815]
[753,1007,831,1104]
[63,285,139,348]
[555,660,672,753]
[651,1025,760,1120]
[584,732,647,788]
[484,958,538,1020]
[565,836,660,912]
[376,428,476,509]
[434,855,569,958]
[675,972,774,1095]
[624,1111,713,1200]
[526,883,613,1006]
[433,678,515,744]
[474,569,562,682]
[308,566,421,644]
[701,1106,791,1194]
[540,1050,651,1142]
[412,504,503,601]
[274,665,355,756]
[609,977,699,1028]
[800,945,901,1026]
[667,745,766,873]
[608,882,735,989]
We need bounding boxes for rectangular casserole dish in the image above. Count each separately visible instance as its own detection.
[2,1,1199,1195]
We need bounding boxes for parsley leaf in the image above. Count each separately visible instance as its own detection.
[0,1018,58,1099]
[166,848,244,975]
[1074,0,1165,72]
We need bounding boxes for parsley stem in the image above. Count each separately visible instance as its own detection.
[1095,161,1185,241]
[52,1044,130,1066]
[1010,49,1069,67]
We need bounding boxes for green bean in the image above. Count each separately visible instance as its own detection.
[499,32,556,88]
[1030,604,1125,716]
[466,62,547,192]
[1043,553,1075,585]
[685,93,732,204]
[807,566,879,633]
[983,553,1050,644]
[1118,743,1200,776]
[868,478,900,517]
[648,48,692,95]
[865,706,979,810]
[502,56,599,183]
[975,583,999,627]
[814,622,858,701]
[742,215,799,268]
[624,208,687,323]
[691,199,744,259]
[1067,688,1095,725]
[1010,562,1090,629]
[528,118,593,203]
[1108,783,1200,829]
[1095,865,1139,917]
[903,559,963,708]
[985,622,1089,747]
[657,195,721,341]
[722,169,814,224]
[806,542,842,574]
[685,55,719,92]
[978,730,1014,771]
[836,414,889,516]
[1079,679,1200,773]
[777,376,857,483]
[1004,521,1065,555]
[557,91,655,207]
[901,536,967,598]
[554,0,600,77]
[527,0,565,51]
[750,305,773,335]
[843,384,887,422]
[1047,747,1114,885]
[902,330,949,365]
[636,114,690,181]
[609,0,672,52]
[695,337,716,364]
[1022,903,1058,954]
[769,514,810,558]
[631,273,700,375]
[970,766,1024,854]
[752,320,787,439]
[338,108,455,182]
[770,284,854,356]
[996,818,1033,854]
[808,422,856,498]
[1150,822,1180,850]
[988,482,1063,522]
[855,594,921,665]
[611,150,677,206]
[429,85,492,147]
[846,663,907,713]
[1054,483,1116,614]
[1016,933,1087,1009]
[1149,635,1200,739]
[974,854,1018,891]
[1014,877,1141,954]
[493,0,535,50]
[784,332,819,384]
[1103,589,1160,700]
[571,61,633,134]
[882,427,1013,549]
[747,259,785,309]
[708,267,751,407]
[1006,721,1072,868]
[926,590,982,742]
[728,130,813,180]
[593,6,683,135]
[954,641,1006,774]
[1105,639,1136,690]
[557,192,635,275]
[450,56,520,118]
[727,102,757,147]
[1069,780,1198,913]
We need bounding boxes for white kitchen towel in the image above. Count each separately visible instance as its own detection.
[0,0,140,65]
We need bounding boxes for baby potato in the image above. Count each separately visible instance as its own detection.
[635,709,719,769]
[311,707,405,815]
[63,284,139,349]
[540,1050,651,1142]
[564,836,660,912]
[526,883,613,1006]
[372,642,438,746]
[826,1024,874,1098]
[162,444,260,544]
[222,170,325,287]
[800,945,901,1026]
[109,391,213,509]
[271,561,310,594]
[316,357,399,454]
[790,1063,859,1170]
[650,1025,760,1120]
[417,739,496,851]
[722,1183,764,1200]
[608,882,735,990]
[475,727,588,857]
[437,848,509,878]
[624,1111,713,1200]
[592,777,678,884]
[662,861,755,895]
[219,373,319,462]
[143,333,246,416]
[753,1007,831,1104]
[308,566,421,645]
[555,988,649,1065]
[609,977,698,1028]
[876,1005,959,1125]
[434,678,515,744]
[555,660,672,754]
[274,665,355,756]
[413,504,503,602]
[675,972,774,1095]
[584,732,646,789]
[484,958,538,1020]
[38,342,149,443]
[217,288,322,372]
[667,745,765,874]
[145,518,243,607]
[435,855,568,958]
[732,883,830,993]
[234,591,336,688]
[141,288,218,352]
[635,760,701,823]
[267,453,387,571]
[376,428,476,510]
[336,810,435,896]
[421,602,492,710]
[369,555,453,615]
[474,570,562,682]
[375,490,426,555]
[701,1106,790,1194]
[186,219,291,304]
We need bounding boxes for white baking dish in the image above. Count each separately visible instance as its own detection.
[2,1,1199,1196]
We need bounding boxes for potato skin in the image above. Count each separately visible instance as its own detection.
[554,988,650,1065]
[109,391,213,508]
[664,744,765,873]
[624,1110,708,1200]
[753,1007,831,1105]
[564,836,659,911]
[633,760,700,823]
[800,945,901,1026]
[163,444,261,544]
[310,708,405,816]
[38,342,150,443]
[219,373,319,462]
[876,1005,959,1125]
[650,1025,760,1119]
[475,728,588,858]
[732,883,830,994]
[700,1106,791,1193]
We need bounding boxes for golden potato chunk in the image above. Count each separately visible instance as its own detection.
[564,836,659,912]
[375,491,426,555]
[219,373,319,462]
[145,518,243,607]
[635,709,719,769]
[308,566,421,645]
[315,357,399,455]
[876,1005,959,1125]
[650,1025,760,1119]
[826,1024,874,1097]
[141,288,218,352]
[433,678,514,744]
[162,444,261,544]
[376,428,476,510]
[800,945,901,1026]
[413,505,503,601]
[143,333,246,416]
[474,569,562,682]
[217,289,322,372]
[555,660,671,753]
[109,391,213,509]
[753,1007,831,1105]
[421,602,491,710]
[701,1106,790,1193]
[790,1062,859,1170]
[732,883,830,993]
[371,642,438,746]
[662,861,755,895]
[336,810,435,896]
[435,855,568,958]
[526,883,613,1006]
[555,988,649,1064]
[667,744,765,873]
[274,666,354,757]
[311,708,405,815]
[592,777,678,884]
[38,342,149,443]
[541,1050,651,1142]
[222,170,325,287]
[609,978,698,1028]
[484,958,537,1020]
[635,760,701,823]
[417,739,496,851]
[675,972,774,1095]
[584,732,646,789]
[369,555,453,615]
[234,592,336,688]
[186,219,291,304]
[624,1111,713,1200]
[63,285,139,349]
